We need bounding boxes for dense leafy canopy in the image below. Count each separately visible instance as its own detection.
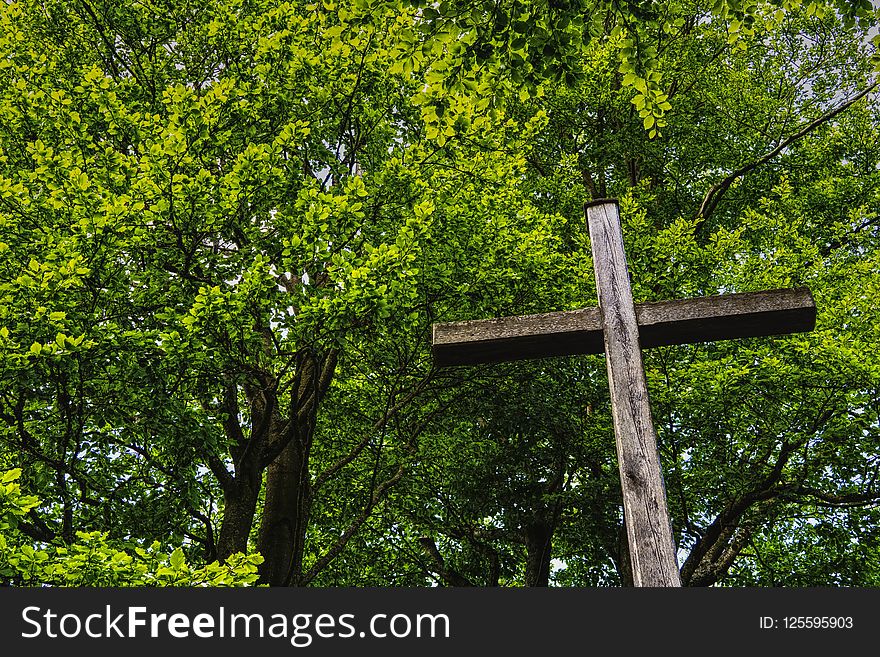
[0,0,878,586]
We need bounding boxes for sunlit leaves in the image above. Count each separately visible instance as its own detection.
[0,0,878,587]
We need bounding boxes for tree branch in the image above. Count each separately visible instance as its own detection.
[417,536,474,586]
[697,82,878,220]
[794,486,880,508]
[298,463,406,585]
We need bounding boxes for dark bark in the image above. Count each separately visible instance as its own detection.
[685,524,753,587]
[257,351,337,586]
[582,168,600,200]
[216,472,261,559]
[213,378,273,561]
[257,430,312,586]
[19,510,56,543]
[419,537,474,587]
[523,520,554,587]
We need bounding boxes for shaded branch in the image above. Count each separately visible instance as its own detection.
[680,438,798,585]
[418,536,474,587]
[795,486,880,508]
[298,463,406,585]
[697,82,878,220]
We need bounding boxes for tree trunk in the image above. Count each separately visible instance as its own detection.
[256,351,337,586]
[217,473,261,559]
[257,434,312,586]
[524,521,554,587]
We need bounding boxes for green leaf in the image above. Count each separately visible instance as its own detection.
[1,469,21,484]
[169,548,185,569]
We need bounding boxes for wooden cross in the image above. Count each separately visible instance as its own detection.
[431,199,816,587]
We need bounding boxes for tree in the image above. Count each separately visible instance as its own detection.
[1,0,879,588]
[394,1,880,586]
[1,469,263,585]
[0,0,579,586]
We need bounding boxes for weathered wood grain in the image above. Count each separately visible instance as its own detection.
[430,196,817,588]
[432,288,815,367]
[432,307,604,367]
[587,199,681,587]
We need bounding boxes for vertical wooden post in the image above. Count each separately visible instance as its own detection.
[586,199,681,587]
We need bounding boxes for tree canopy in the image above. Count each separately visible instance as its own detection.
[1,0,879,586]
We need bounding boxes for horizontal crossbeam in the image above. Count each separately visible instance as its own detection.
[432,287,816,367]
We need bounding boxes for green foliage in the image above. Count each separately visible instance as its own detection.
[0,0,878,588]
[1,469,262,585]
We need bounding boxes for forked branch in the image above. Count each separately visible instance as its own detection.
[697,82,878,220]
